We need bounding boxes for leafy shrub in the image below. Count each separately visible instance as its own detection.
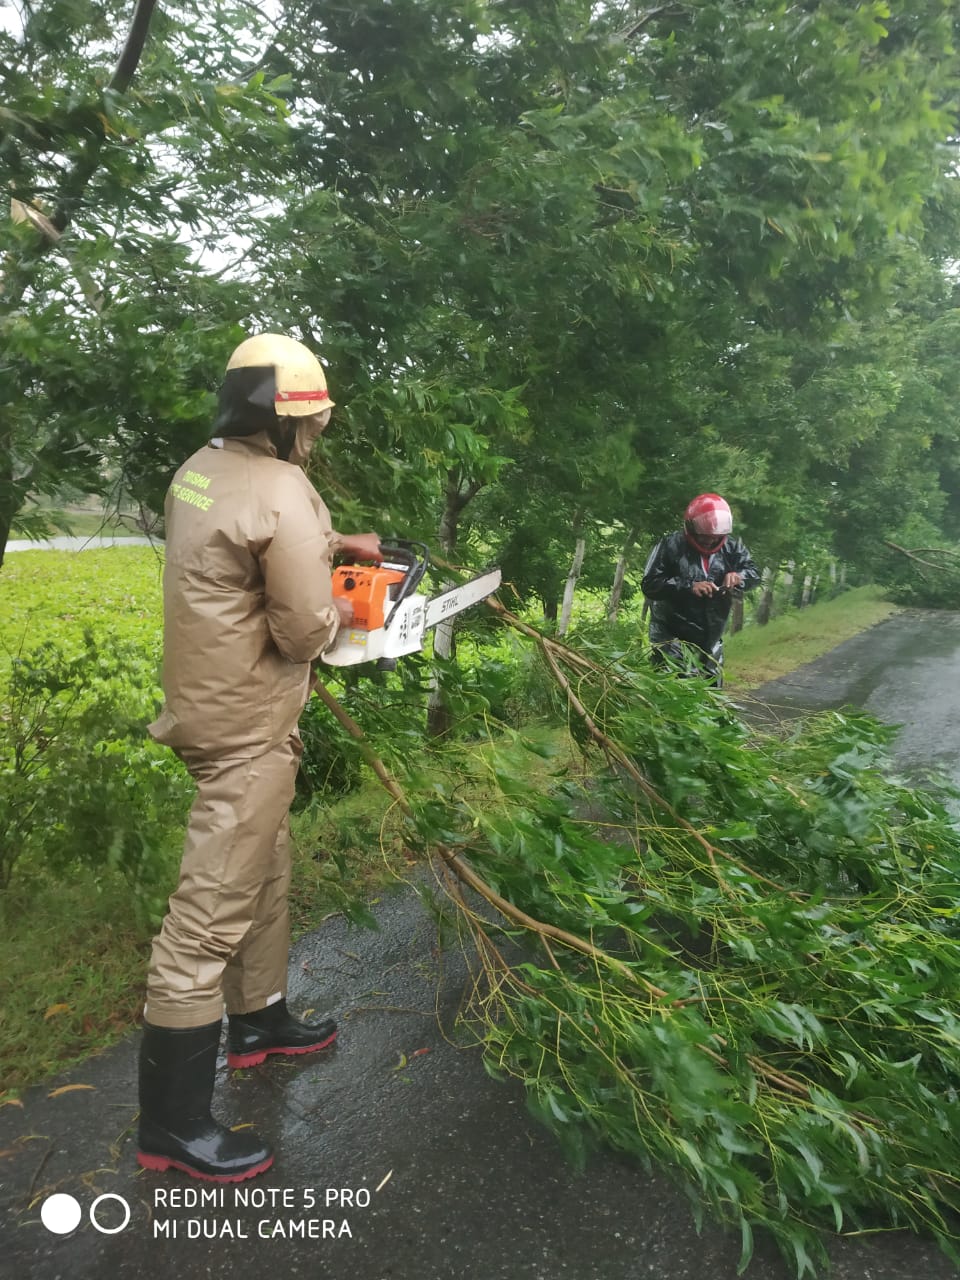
[883,576,960,609]
[0,630,191,920]
[444,631,566,729]
[295,690,365,806]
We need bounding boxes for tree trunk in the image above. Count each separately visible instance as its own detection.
[427,621,456,738]
[557,536,586,638]
[542,596,558,625]
[606,526,637,624]
[426,470,481,738]
[729,593,745,635]
[800,573,813,608]
[0,506,12,572]
[0,430,30,572]
[755,566,777,626]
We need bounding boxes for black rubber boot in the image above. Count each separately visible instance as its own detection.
[227,999,337,1069]
[137,1020,273,1182]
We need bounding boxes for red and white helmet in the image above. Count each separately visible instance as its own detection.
[684,493,732,554]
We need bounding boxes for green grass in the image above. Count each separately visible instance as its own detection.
[724,585,900,688]
[0,551,903,1094]
[0,870,152,1089]
[288,776,414,932]
[0,546,164,663]
[0,788,411,1092]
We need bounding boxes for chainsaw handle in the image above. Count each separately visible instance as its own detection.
[376,538,424,567]
[377,540,430,628]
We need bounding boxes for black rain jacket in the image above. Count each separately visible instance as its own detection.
[641,530,760,654]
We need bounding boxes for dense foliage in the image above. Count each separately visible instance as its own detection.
[3,1,960,604]
[0,549,187,913]
[0,630,191,907]
[341,624,960,1275]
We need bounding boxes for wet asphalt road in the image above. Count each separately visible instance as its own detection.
[742,608,960,788]
[5,537,155,553]
[3,608,960,1280]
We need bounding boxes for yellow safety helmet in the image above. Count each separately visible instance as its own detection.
[226,333,335,416]
[213,332,335,459]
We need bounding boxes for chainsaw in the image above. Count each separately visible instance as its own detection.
[320,540,502,668]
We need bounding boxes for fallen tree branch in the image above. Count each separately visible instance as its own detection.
[533,631,799,899]
[311,678,669,998]
[883,539,960,574]
[311,579,960,1264]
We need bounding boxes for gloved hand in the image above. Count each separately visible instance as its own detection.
[338,532,383,562]
[334,596,355,626]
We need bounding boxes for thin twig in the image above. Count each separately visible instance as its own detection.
[28,1146,53,1199]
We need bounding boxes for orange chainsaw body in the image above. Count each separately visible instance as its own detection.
[332,564,407,631]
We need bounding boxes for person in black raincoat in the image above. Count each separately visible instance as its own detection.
[641,493,760,688]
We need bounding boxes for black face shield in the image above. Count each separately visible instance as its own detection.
[212,365,297,461]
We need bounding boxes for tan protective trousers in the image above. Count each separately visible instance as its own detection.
[145,734,303,1029]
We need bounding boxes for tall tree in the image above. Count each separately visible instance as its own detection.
[4,0,960,609]
[0,0,290,562]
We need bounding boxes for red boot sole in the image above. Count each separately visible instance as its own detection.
[136,1151,274,1182]
[227,1030,338,1070]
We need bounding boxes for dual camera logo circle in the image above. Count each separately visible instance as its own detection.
[40,1192,131,1235]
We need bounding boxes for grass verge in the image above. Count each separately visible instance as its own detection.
[724,585,900,687]
[0,798,410,1093]
[0,870,151,1090]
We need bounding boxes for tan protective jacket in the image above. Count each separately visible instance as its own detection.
[149,432,342,757]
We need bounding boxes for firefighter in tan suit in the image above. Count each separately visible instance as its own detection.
[138,333,380,1183]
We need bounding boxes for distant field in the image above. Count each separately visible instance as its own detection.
[58,511,139,537]
[0,545,164,664]
[14,500,142,539]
